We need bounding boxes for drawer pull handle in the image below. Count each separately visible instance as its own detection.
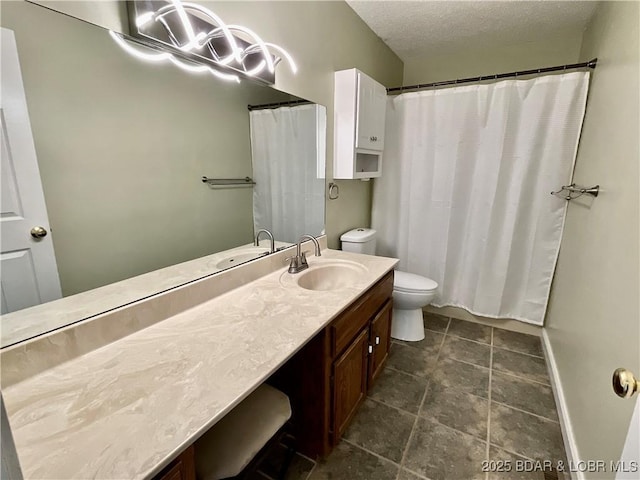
[368,345,373,354]
[375,336,380,345]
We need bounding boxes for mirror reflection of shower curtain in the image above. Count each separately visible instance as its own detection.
[250,104,325,244]
[372,72,590,326]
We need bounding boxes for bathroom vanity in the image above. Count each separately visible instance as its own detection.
[0,244,397,479]
[152,270,394,480]
[270,270,394,457]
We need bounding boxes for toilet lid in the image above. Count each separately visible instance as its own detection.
[394,271,438,293]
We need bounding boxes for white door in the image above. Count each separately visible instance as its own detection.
[0,28,61,314]
[616,397,640,479]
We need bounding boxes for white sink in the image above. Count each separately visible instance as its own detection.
[281,259,368,291]
[216,249,269,269]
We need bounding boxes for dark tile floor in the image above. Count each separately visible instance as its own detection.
[253,314,567,480]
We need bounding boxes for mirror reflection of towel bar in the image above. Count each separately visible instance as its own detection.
[202,176,256,187]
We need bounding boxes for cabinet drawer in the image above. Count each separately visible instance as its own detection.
[331,271,393,357]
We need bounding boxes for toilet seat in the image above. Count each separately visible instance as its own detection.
[393,270,438,294]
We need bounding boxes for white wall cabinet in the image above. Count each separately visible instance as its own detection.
[334,69,387,179]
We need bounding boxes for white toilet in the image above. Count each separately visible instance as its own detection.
[340,228,438,342]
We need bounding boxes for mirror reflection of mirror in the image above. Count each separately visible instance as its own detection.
[0,1,326,347]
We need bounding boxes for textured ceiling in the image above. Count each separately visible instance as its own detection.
[346,1,599,60]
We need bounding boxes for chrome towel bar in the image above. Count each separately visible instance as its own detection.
[551,183,599,201]
[202,176,256,187]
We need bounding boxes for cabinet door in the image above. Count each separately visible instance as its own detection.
[368,300,393,386]
[332,327,369,441]
[355,72,387,151]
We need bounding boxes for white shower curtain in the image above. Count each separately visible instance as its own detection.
[372,72,589,325]
[250,104,325,243]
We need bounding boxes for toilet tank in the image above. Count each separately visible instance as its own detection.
[340,228,377,255]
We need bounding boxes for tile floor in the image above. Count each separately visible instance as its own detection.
[252,314,567,480]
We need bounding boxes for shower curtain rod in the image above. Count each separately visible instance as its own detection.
[387,58,597,94]
[248,99,312,111]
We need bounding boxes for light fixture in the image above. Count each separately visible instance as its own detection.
[109,30,172,63]
[109,0,297,84]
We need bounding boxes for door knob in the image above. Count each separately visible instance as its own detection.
[612,368,639,398]
[30,226,48,239]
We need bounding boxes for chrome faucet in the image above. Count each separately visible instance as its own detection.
[288,234,322,274]
[254,229,275,254]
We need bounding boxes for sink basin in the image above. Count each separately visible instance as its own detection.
[216,250,269,269]
[295,261,367,291]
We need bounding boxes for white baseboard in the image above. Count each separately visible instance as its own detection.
[541,329,583,480]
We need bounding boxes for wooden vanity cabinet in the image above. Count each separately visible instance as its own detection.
[330,288,393,443]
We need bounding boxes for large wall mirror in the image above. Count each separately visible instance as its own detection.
[0,1,326,347]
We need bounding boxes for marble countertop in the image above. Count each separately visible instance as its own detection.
[2,249,397,479]
[0,241,290,348]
